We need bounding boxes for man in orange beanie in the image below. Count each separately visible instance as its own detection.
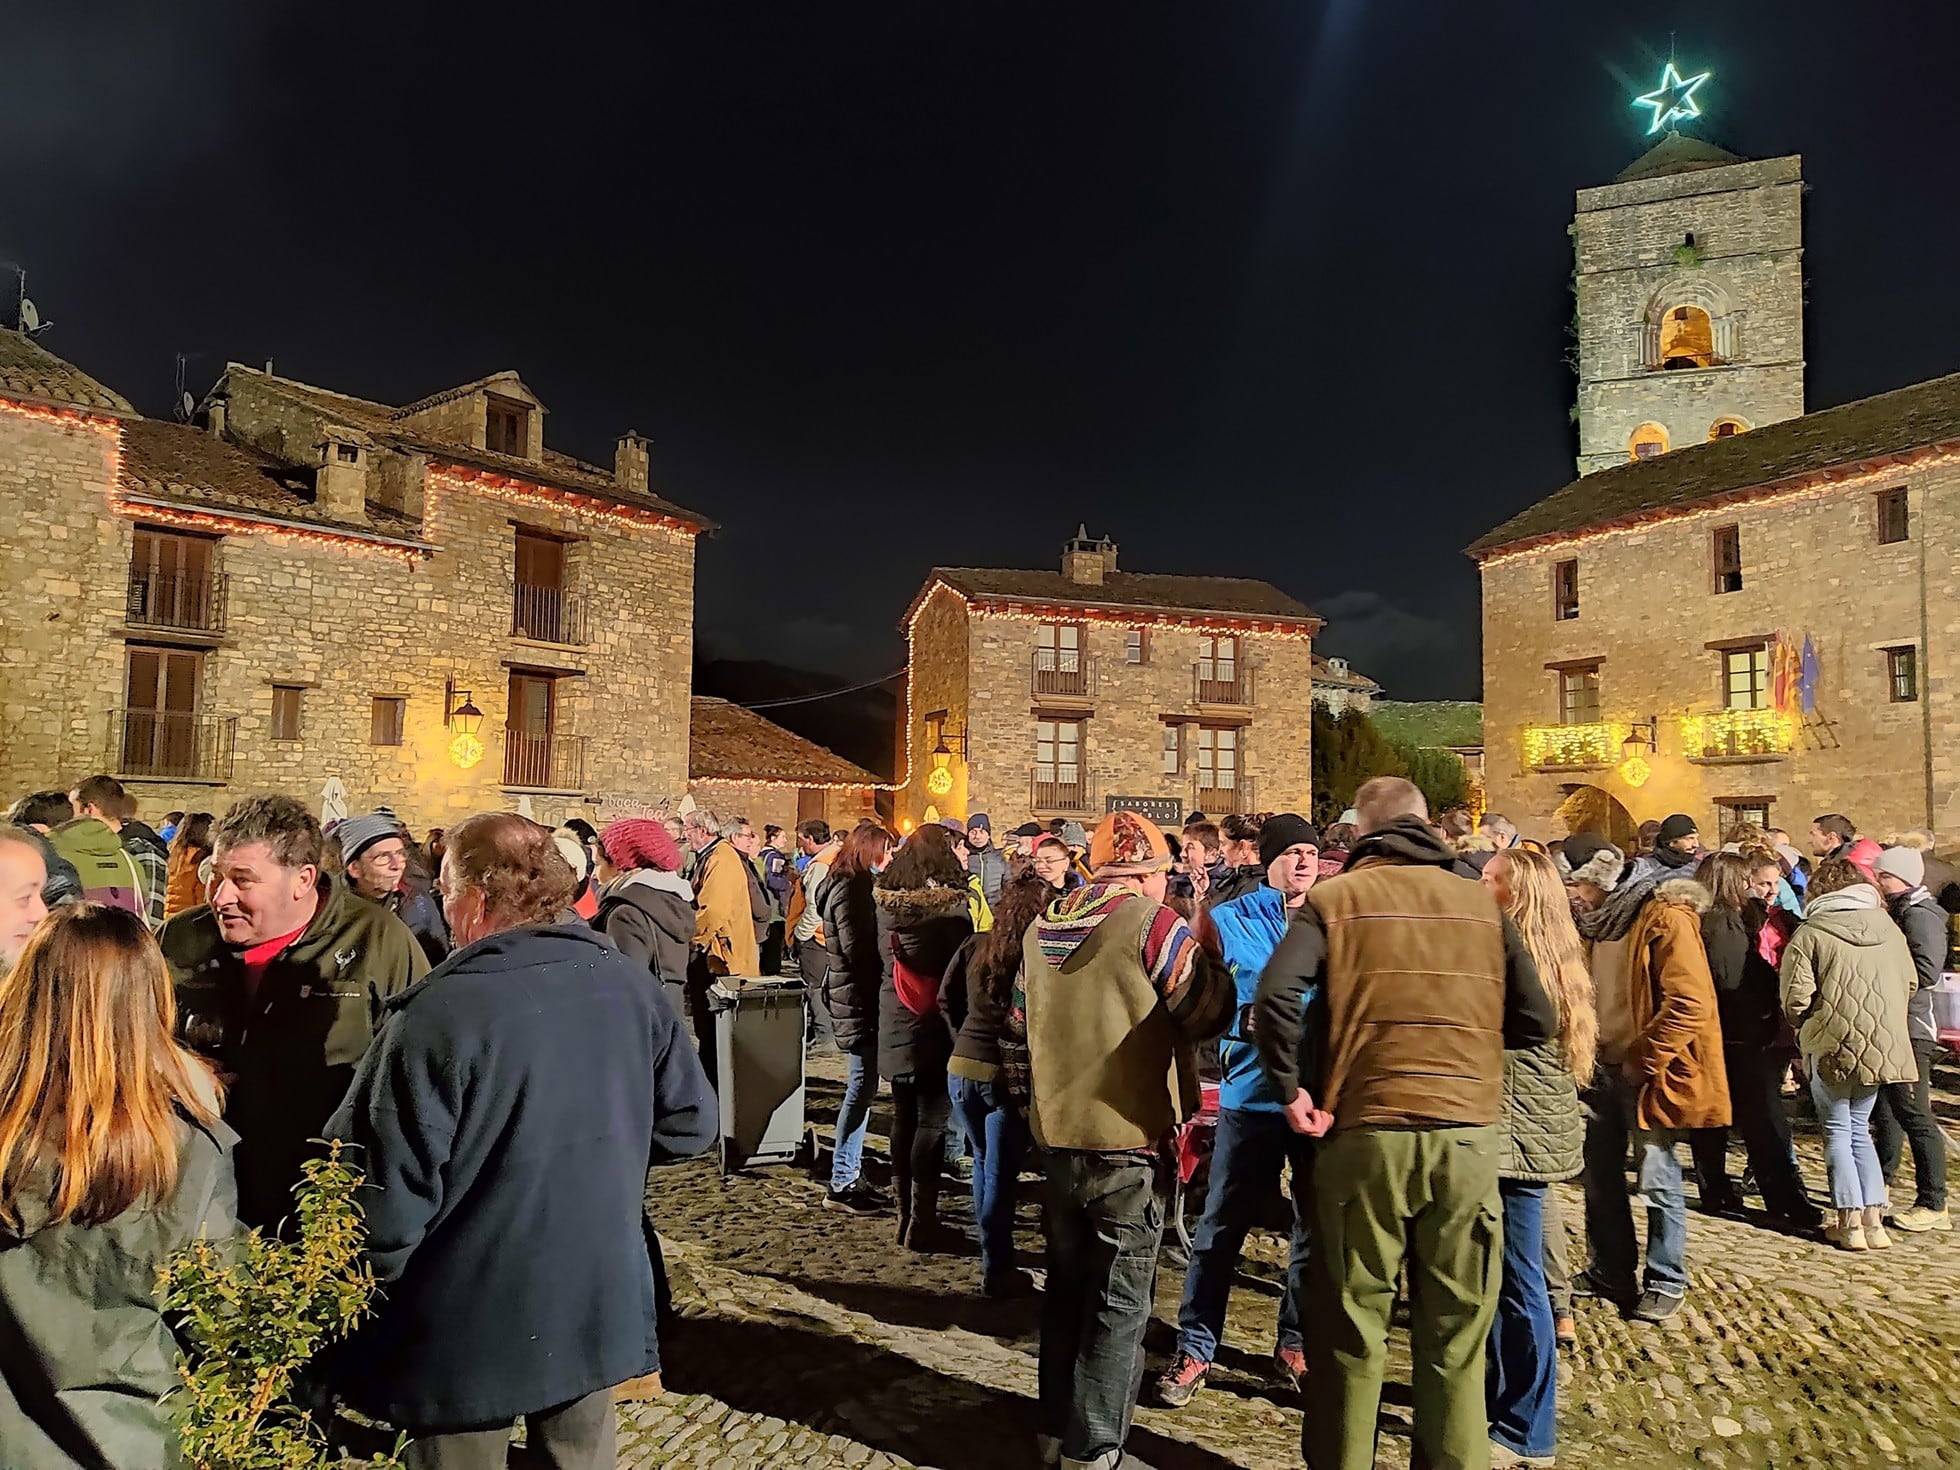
[1002,810,1234,1470]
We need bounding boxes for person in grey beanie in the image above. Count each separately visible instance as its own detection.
[342,812,450,966]
[1871,845,1950,1232]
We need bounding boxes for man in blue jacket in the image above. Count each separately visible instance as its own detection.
[1155,813,1322,1407]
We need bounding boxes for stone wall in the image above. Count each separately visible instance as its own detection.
[689,780,877,839]
[0,402,697,837]
[1574,154,1805,473]
[1480,458,1959,842]
[896,586,969,829]
[938,612,1314,825]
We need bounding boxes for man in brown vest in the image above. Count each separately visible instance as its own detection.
[1002,810,1234,1470]
[1254,777,1555,1470]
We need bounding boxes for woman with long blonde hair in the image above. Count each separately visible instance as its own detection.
[0,901,238,1470]
[1481,846,1596,1468]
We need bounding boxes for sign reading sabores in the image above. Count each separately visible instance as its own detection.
[1104,795,1186,828]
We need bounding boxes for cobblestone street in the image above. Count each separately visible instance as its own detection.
[614,1052,1960,1470]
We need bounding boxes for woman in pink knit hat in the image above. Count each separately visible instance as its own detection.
[594,818,696,1029]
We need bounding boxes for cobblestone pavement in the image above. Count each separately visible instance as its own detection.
[615,1050,1960,1469]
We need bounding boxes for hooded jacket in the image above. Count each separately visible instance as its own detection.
[18,827,82,910]
[1780,886,1920,1087]
[596,869,696,989]
[0,1112,239,1470]
[1207,864,1266,908]
[120,820,170,931]
[1254,816,1553,1132]
[1621,878,1730,1130]
[967,842,1011,906]
[1887,886,1949,1044]
[691,838,761,980]
[1211,884,1295,1112]
[49,817,145,917]
[161,875,429,1228]
[327,923,712,1427]
[874,884,972,1078]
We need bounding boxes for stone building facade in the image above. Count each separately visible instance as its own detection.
[1476,367,1960,845]
[688,696,884,837]
[0,331,708,834]
[897,532,1320,831]
[1310,654,1380,714]
[1573,136,1805,475]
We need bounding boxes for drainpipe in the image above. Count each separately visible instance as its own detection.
[1919,494,1934,829]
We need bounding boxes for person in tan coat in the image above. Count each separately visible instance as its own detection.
[681,809,761,1087]
[1779,857,1921,1251]
[1577,867,1727,1323]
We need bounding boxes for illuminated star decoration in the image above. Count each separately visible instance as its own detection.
[1635,61,1709,135]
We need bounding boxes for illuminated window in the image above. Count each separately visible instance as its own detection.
[1710,417,1748,440]
[1876,487,1909,545]
[1659,305,1715,369]
[1723,646,1769,710]
[1885,646,1919,703]
[1712,525,1742,594]
[1716,797,1772,836]
[1552,559,1578,621]
[1557,665,1601,725]
[1629,422,1669,460]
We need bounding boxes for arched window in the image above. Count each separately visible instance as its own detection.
[1709,416,1748,440]
[1659,305,1715,369]
[1629,422,1670,461]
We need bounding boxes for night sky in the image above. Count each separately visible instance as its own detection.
[8,4,1959,700]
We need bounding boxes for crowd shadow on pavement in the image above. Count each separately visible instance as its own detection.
[757,1268,1040,1341]
[663,1313,1247,1470]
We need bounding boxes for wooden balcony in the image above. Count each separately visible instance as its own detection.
[1680,708,1796,763]
[111,710,236,782]
[1521,722,1615,772]
[1194,662,1253,706]
[502,728,589,791]
[1193,776,1253,816]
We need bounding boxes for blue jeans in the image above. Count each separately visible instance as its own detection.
[948,1074,1029,1280]
[1487,1181,1557,1459]
[1039,1151,1161,1465]
[1808,1071,1886,1210]
[831,1051,878,1191]
[1174,1107,1314,1363]
[1581,1070,1688,1296]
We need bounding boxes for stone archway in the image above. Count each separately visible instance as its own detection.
[1555,784,1638,850]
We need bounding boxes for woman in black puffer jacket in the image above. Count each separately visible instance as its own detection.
[815,824,892,1212]
[874,823,974,1250]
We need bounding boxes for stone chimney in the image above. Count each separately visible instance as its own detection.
[207,400,227,437]
[315,428,371,525]
[1062,525,1117,585]
[614,431,650,494]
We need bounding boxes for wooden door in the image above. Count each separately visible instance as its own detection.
[506,672,556,786]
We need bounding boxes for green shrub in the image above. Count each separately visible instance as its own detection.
[159,1141,404,1470]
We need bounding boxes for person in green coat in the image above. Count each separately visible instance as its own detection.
[0,902,240,1470]
[160,794,427,1229]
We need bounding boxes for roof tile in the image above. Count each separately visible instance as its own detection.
[0,330,133,413]
[928,567,1319,624]
[690,697,887,787]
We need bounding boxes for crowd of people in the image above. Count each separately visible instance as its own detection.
[0,771,1951,1470]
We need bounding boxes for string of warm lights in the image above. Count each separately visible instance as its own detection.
[693,774,897,793]
[426,467,702,540]
[115,494,432,563]
[1522,722,1619,769]
[1477,442,1960,566]
[1679,707,1797,759]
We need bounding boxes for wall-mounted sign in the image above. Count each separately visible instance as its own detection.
[1105,795,1186,827]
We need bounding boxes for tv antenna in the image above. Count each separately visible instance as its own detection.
[174,352,209,422]
[9,268,51,337]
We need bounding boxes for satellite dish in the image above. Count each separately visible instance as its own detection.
[18,297,48,335]
[178,391,196,422]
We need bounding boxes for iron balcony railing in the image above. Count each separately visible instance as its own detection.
[502,728,589,791]
[1194,662,1253,706]
[1031,649,1094,699]
[1029,769,1096,816]
[111,710,236,782]
[126,570,227,634]
[511,583,589,646]
[1193,776,1253,817]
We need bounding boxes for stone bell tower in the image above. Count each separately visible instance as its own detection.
[1571,132,1806,475]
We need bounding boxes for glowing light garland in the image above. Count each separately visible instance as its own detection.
[1475,445,1960,566]
[1678,707,1797,760]
[1635,61,1710,135]
[1523,723,1618,770]
[425,467,702,541]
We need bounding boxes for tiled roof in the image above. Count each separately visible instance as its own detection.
[220,366,713,531]
[1612,133,1743,184]
[1312,653,1380,691]
[925,567,1320,624]
[0,330,133,412]
[690,697,887,788]
[1469,370,1960,557]
[392,371,544,419]
[119,418,428,543]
